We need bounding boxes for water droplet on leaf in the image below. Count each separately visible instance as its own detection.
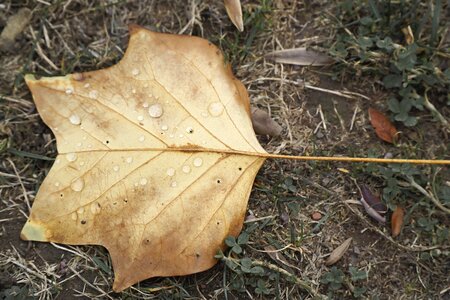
[208,102,224,117]
[71,178,84,192]
[148,104,163,118]
[193,157,203,167]
[66,153,77,162]
[69,114,81,125]
[182,165,191,173]
[167,168,175,177]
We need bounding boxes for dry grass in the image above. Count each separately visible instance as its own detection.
[1,1,449,299]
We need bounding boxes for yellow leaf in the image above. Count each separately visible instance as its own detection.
[21,25,266,292]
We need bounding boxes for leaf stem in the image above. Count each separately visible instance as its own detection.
[262,153,450,165]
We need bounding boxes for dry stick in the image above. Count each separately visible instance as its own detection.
[250,260,321,297]
[407,176,450,214]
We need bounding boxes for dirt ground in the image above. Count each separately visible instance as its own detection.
[1,1,449,299]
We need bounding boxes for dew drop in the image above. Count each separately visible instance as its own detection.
[171,181,177,188]
[167,168,175,177]
[65,153,77,162]
[208,102,224,117]
[169,134,174,138]
[55,158,60,164]
[77,207,85,214]
[138,135,145,142]
[126,157,133,163]
[132,88,137,94]
[76,142,82,147]
[193,157,203,167]
[82,136,87,140]
[79,161,85,166]
[131,68,140,76]
[88,90,98,99]
[161,124,168,131]
[69,114,81,125]
[201,112,208,117]
[84,83,90,88]
[90,202,101,214]
[72,73,84,81]
[148,104,163,118]
[186,127,194,134]
[140,178,148,185]
[137,115,144,121]
[182,165,191,174]
[55,182,60,187]
[71,178,84,192]
[113,165,120,172]
[71,212,78,221]
[143,102,149,108]
[87,144,92,148]
[65,88,74,95]
[134,182,139,187]
[179,134,184,138]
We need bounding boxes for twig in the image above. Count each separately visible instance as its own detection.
[406,176,450,214]
[250,259,321,297]
[424,91,449,130]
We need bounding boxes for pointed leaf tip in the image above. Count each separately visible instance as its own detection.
[224,0,244,31]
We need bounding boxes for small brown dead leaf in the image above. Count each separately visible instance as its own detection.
[0,8,32,52]
[325,237,352,266]
[391,206,405,237]
[265,48,334,66]
[251,107,282,137]
[224,0,244,32]
[368,108,398,144]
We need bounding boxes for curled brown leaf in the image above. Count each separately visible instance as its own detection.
[391,206,405,237]
[360,185,387,224]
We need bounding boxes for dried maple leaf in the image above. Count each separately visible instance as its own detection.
[21,25,266,292]
[368,108,398,144]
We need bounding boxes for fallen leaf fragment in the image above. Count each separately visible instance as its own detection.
[325,237,352,266]
[21,25,267,292]
[391,206,404,237]
[360,185,387,223]
[368,108,398,144]
[251,107,282,137]
[265,48,334,66]
[0,8,32,52]
[224,0,244,32]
